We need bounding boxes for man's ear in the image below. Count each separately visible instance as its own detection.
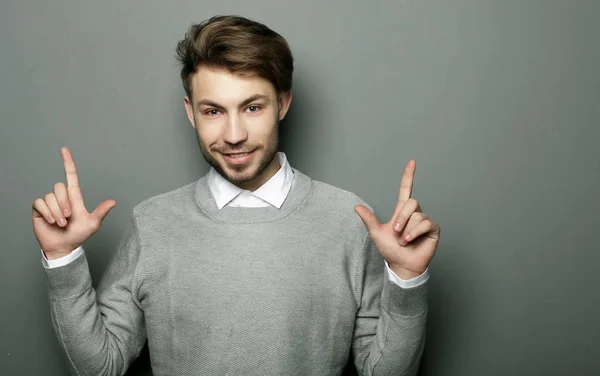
[184,96,196,129]
[278,90,293,121]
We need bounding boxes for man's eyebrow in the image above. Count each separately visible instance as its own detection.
[196,94,270,110]
[239,94,270,108]
[195,99,224,109]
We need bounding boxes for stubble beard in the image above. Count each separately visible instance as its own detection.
[195,123,280,188]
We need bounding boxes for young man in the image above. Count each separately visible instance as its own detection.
[32,15,440,376]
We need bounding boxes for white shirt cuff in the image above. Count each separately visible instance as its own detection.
[41,246,84,269]
[385,261,429,289]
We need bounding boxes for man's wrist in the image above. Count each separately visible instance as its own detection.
[388,264,423,280]
[43,250,73,260]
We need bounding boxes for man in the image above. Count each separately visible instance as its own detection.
[32,15,440,376]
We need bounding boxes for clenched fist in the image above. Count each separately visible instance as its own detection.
[32,147,116,260]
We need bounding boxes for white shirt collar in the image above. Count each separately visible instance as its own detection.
[208,152,295,209]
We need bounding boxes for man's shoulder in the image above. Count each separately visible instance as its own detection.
[307,178,372,237]
[310,178,372,211]
[131,179,198,219]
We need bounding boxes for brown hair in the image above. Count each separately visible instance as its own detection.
[175,15,294,100]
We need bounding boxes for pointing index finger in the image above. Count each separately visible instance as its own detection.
[61,147,80,188]
[61,147,84,206]
[398,159,416,205]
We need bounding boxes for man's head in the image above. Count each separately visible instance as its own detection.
[176,15,293,191]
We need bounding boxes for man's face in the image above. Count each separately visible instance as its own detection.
[184,66,292,191]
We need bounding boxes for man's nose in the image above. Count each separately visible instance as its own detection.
[222,115,248,145]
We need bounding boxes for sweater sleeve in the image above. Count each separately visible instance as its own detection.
[44,216,146,376]
[351,232,428,376]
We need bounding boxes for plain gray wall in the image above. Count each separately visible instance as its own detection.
[1,0,599,375]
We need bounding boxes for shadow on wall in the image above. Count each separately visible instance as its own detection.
[126,345,153,376]
[418,244,478,376]
[277,67,324,173]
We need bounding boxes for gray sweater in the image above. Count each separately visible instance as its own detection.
[45,168,428,376]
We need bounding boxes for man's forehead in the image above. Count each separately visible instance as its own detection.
[191,67,274,102]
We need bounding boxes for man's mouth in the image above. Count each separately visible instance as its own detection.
[222,150,255,164]
[226,152,250,158]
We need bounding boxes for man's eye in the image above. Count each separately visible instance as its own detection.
[205,109,220,116]
[247,105,260,112]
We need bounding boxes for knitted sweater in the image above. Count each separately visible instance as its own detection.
[45,168,428,376]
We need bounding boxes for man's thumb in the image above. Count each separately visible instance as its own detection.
[91,200,116,222]
[354,205,379,233]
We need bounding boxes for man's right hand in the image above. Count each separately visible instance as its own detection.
[32,146,116,260]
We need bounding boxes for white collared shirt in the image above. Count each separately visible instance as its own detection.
[42,151,428,288]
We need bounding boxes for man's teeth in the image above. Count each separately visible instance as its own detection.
[229,152,249,158]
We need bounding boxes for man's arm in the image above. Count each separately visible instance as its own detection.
[352,159,439,375]
[351,233,428,376]
[45,216,146,376]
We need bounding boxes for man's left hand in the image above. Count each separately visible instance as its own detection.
[355,160,441,280]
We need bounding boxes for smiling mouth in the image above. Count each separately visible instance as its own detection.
[222,150,255,164]
[225,152,251,157]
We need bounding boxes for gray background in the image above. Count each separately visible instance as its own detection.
[1,0,599,375]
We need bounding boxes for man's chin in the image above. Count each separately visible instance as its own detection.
[204,147,277,188]
[218,164,257,185]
